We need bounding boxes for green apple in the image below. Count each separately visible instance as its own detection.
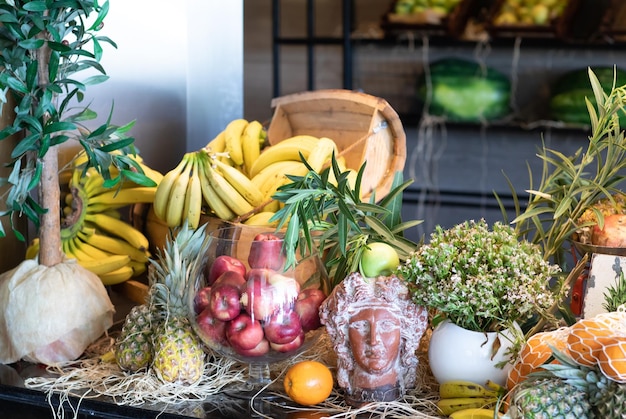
[359,242,400,278]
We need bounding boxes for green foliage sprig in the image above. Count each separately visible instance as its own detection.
[502,68,626,269]
[271,154,421,290]
[0,1,152,239]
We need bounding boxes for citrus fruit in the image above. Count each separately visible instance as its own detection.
[284,360,333,406]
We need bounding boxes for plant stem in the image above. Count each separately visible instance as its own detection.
[35,21,62,267]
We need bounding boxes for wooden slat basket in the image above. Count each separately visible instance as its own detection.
[268,89,406,200]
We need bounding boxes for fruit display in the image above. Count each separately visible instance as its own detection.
[25,152,160,285]
[393,0,463,18]
[115,223,209,384]
[550,67,626,127]
[417,58,511,122]
[152,118,357,230]
[189,230,328,362]
[492,0,569,26]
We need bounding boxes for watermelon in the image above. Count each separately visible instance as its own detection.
[549,67,626,126]
[417,58,511,122]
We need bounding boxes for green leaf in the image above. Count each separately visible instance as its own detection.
[22,1,47,11]
[83,74,108,86]
[44,121,75,134]
[27,159,42,191]
[6,76,28,94]
[11,133,40,158]
[89,0,109,31]
[18,38,45,49]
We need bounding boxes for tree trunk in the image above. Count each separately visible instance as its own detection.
[36,23,62,267]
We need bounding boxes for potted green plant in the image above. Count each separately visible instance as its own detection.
[0,1,151,365]
[396,218,564,385]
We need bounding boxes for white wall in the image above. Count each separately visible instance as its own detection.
[83,0,243,173]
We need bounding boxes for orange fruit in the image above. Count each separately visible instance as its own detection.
[567,319,614,366]
[596,336,626,383]
[507,327,570,390]
[284,360,334,406]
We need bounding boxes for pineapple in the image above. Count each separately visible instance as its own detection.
[114,303,154,372]
[507,347,626,419]
[149,224,210,385]
[508,377,591,418]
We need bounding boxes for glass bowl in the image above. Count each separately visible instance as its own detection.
[188,225,328,393]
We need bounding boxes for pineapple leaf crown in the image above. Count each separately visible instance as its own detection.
[149,223,210,317]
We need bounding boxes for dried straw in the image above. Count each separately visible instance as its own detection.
[24,331,443,419]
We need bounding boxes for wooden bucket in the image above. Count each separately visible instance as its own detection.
[268,89,406,200]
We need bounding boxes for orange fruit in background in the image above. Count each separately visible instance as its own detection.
[284,360,334,406]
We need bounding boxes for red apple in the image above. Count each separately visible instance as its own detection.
[263,309,303,344]
[207,254,246,285]
[294,288,327,332]
[209,283,242,322]
[193,286,212,314]
[233,337,270,357]
[196,307,228,346]
[213,270,246,290]
[241,269,300,321]
[248,233,285,270]
[268,271,300,305]
[226,312,265,351]
[240,268,277,320]
[269,330,305,353]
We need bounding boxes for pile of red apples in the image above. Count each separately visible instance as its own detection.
[192,233,327,358]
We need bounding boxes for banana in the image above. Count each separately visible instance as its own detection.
[86,187,157,208]
[77,230,149,263]
[153,155,191,221]
[258,161,309,202]
[128,260,148,276]
[182,154,203,229]
[439,380,499,399]
[197,155,236,220]
[248,135,320,178]
[25,238,39,260]
[99,265,135,286]
[450,408,502,419]
[437,397,498,416]
[251,160,308,192]
[223,118,248,166]
[212,157,264,207]
[85,212,150,250]
[241,120,263,175]
[204,160,254,216]
[164,154,194,228]
[206,130,226,153]
[243,211,279,227]
[305,136,338,173]
[81,255,132,277]
[73,236,112,259]
[83,170,106,197]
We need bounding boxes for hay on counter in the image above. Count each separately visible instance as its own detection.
[24,330,444,419]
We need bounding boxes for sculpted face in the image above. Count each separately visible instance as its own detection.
[348,307,401,375]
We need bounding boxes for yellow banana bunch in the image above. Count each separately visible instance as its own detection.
[149,119,350,228]
[437,380,504,416]
[49,150,160,286]
[152,152,204,229]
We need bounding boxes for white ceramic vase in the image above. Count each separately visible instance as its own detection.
[428,320,519,386]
